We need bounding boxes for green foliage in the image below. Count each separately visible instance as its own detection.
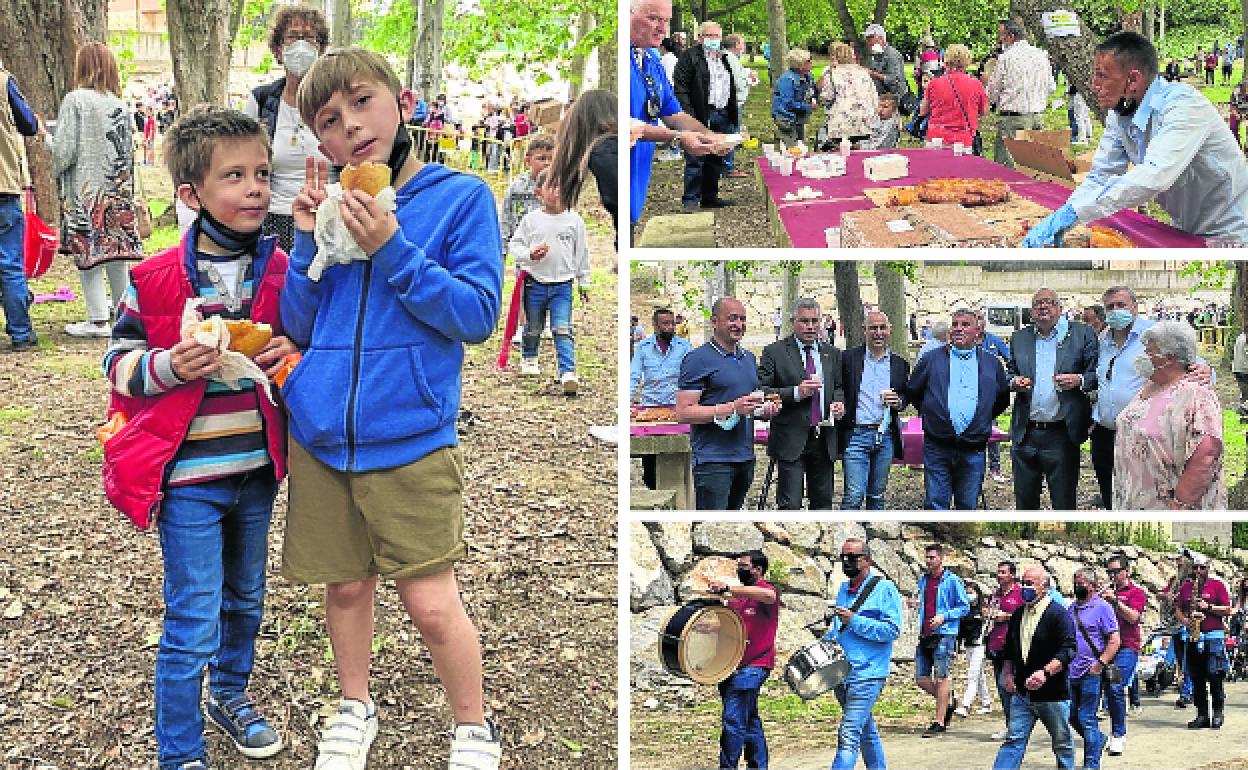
[357,0,417,59]
[1233,523,1248,550]
[1184,536,1229,558]
[251,51,275,75]
[236,0,273,50]
[109,31,139,92]
[1157,23,1241,60]
[1066,522,1173,552]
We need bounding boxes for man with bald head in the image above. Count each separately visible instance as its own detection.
[676,297,778,509]
[673,21,738,212]
[995,565,1077,769]
[1005,288,1098,510]
[838,311,911,509]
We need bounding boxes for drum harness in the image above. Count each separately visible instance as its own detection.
[827,574,883,639]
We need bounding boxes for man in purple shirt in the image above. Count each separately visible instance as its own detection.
[1101,554,1146,757]
[1068,567,1120,770]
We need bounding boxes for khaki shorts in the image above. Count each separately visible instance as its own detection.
[282,440,467,583]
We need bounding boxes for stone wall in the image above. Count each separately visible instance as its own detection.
[630,521,1248,696]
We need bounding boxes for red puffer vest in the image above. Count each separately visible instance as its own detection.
[102,235,289,529]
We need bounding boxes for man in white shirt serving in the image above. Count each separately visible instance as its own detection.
[1024,32,1248,247]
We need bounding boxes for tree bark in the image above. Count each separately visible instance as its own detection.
[872,0,889,26]
[834,261,865,350]
[412,0,447,103]
[1142,0,1155,42]
[765,0,788,88]
[569,8,594,99]
[780,265,800,340]
[873,262,910,358]
[1242,0,1248,84]
[596,8,617,94]
[167,0,233,109]
[229,0,245,48]
[325,0,352,47]
[1014,0,1102,119]
[1121,9,1143,34]
[832,0,861,58]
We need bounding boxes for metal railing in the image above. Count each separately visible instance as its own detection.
[407,125,543,193]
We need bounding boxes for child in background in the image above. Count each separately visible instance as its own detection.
[501,135,555,342]
[285,47,503,770]
[508,169,590,394]
[102,105,296,770]
[866,93,900,149]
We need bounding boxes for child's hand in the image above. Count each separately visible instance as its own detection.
[170,338,221,382]
[578,287,590,303]
[254,334,299,377]
[340,189,399,255]
[530,241,549,260]
[294,157,329,232]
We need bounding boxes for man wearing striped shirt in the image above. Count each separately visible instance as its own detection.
[986,19,1056,168]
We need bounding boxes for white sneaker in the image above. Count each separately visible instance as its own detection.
[315,699,378,770]
[520,359,539,376]
[954,705,969,718]
[561,371,578,395]
[448,718,501,770]
[1107,734,1125,756]
[1129,703,1143,716]
[541,327,553,340]
[65,320,111,338]
[976,705,993,715]
[991,472,1008,484]
[992,730,1007,741]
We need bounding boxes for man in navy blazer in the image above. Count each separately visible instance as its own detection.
[1006,288,1099,511]
[906,309,1011,510]
[838,311,911,509]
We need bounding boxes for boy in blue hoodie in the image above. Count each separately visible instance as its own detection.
[283,48,503,770]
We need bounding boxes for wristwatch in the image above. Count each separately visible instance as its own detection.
[669,130,683,151]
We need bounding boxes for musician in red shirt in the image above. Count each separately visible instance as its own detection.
[1174,553,1232,729]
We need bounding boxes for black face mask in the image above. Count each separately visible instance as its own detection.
[657,330,675,344]
[1114,76,1140,116]
[387,117,413,178]
[737,567,757,586]
[192,187,261,253]
[1074,585,1090,600]
[841,560,862,578]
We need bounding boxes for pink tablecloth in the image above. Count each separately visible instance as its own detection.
[757,148,1205,249]
[630,422,769,444]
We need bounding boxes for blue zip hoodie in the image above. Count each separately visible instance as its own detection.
[823,571,903,681]
[916,568,970,637]
[281,163,502,472]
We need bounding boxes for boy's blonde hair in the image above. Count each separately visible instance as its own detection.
[163,105,271,188]
[297,47,402,128]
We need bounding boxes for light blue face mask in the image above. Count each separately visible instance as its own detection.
[714,410,740,430]
[704,38,722,51]
[1106,309,1134,330]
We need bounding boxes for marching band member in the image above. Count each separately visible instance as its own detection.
[1174,553,1232,729]
[1102,554,1147,756]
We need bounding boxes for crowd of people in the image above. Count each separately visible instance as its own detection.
[705,538,1246,769]
[631,284,1237,511]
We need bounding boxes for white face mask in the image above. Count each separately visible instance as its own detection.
[871,44,884,54]
[1132,352,1155,379]
[282,40,319,78]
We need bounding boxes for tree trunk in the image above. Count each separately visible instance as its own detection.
[1242,0,1248,84]
[1232,263,1248,508]
[1014,0,1102,119]
[168,0,233,109]
[1159,0,1166,41]
[0,0,105,219]
[873,262,910,359]
[780,265,800,340]
[1121,10,1143,34]
[569,8,594,99]
[412,0,447,102]
[702,264,736,340]
[229,0,245,48]
[834,261,865,349]
[872,0,889,26]
[1143,0,1155,42]
[596,9,617,94]
[765,0,788,88]
[832,0,862,59]
[325,0,352,47]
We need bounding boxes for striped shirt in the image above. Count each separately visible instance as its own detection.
[103,250,271,487]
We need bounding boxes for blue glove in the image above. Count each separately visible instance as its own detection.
[1022,204,1078,248]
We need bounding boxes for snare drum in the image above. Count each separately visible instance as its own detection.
[784,639,849,700]
[658,600,746,685]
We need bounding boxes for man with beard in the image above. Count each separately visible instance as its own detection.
[822,537,903,769]
[757,298,845,509]
[676,297,778,509]
[1174,553,1233,730]
[994,565,1077,769]
[838,311,910,510]
[906,308,1011,509]
[986,561,1025,741]
[707,550,779,769]
[631,307,691,489]
[1005,288,1098,511]
[1101,554,1147,756]
[1024,32,1248,246]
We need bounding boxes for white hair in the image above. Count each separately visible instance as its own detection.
[699,20,721,36]
[864,23,887,39]
[786,48,812,68]
[1141,320,1198,367]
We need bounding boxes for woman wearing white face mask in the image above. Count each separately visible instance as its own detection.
[242,5,330,252]
[1112,321,1226,510]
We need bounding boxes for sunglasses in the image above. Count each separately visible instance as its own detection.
[1106,567,1124,576]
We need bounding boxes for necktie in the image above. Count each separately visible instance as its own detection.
[804,345,820,426]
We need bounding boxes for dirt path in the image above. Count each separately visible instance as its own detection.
[0,227,618,768]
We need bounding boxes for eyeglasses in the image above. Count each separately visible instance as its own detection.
[1031,299,1057,308]
[282,32,321,44]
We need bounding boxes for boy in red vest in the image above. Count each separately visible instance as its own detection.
[101,105,296,770]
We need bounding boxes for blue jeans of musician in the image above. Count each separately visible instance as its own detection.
[922,441,985,510]
[1068,674,1105,769]
[832,676,887,769]
[0,197,35,345]
[841,425,893,510]
[994,693,1074,769]
[155,469,278,769]
[522,278,575,375]
[1106,648,1138,738]
[719,665,769,768]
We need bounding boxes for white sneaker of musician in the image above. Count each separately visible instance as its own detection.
[1107,734,1125,756]
[448,718,502,769]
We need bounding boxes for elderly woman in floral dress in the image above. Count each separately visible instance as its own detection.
[1113,321,1226,510]
[817,42,878,150]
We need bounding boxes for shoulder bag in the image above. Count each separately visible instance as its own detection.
[1073,604,1123,685]
[946,73,983,156]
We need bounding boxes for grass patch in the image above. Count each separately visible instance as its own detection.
[0,406,35,425]
[1224,408,1246,472]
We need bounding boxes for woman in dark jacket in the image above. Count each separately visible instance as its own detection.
[955,583,994,717]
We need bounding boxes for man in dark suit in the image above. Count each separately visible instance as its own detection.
[1006,288,1099,511]
[758,298,845,509]
[994,565,1077,769]
[906,308,1011,510]
[673,21,737,212]
[839,311,910,509]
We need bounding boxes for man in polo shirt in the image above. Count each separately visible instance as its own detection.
[1101,554,1147,756]
[631,307,691,489]
[676,297,777,510]
[823,537,903,769]
[995,565,1077,770]
[909,544,970,736]
[987,560,1025,741]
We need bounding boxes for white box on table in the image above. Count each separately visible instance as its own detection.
[863,154,909,182]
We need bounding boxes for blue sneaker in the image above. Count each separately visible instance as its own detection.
[206,692,284,759]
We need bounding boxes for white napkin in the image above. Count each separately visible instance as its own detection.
[309,182,399,282]
[179,298,274,403]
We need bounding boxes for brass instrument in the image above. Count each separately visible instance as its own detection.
[1187,576,1206,644]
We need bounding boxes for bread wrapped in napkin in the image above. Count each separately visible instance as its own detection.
[179,299,276,403]
[309,161,399,282]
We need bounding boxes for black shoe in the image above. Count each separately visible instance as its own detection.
[1176,696,1191,708]
[1211,712,1224,729]
[1187,715,1211,729]
[700,198,734,208]
[922,721,946,737]
[9,337,36,352]
[681,200,700,213]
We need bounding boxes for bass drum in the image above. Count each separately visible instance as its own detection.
[784,639,849,700]
[658,600,746,685]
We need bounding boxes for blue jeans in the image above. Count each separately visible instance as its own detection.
[923,441,985,510]
[694,460,755,511]
[155,469,278,768]
[992,656,1012,724]
[683,107,732,205]
[723,105,745,173]
[1171,631,1193,697]
[994,692,1074,769]
[841,425,893,510]
[1106,648,1138,737]
[0,197,34,344]
[832,677,887,769]
[1068,674,1104,768]
[719,665,769,768]
[522,278,574,375]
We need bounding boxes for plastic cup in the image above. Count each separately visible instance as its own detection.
[778,156,794,176]
[952,142,965,156]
